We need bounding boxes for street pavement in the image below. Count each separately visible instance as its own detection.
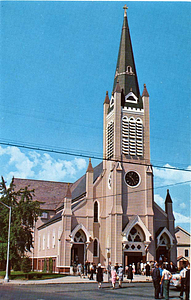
[0,280,181,300]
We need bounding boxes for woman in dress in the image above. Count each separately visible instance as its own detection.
[96,263,103,289]
[111,266,117,289]
[127,264,133,282]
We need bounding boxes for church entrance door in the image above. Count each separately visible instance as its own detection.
[124,252,143,273]
[156,246,169,264]
[71,244,84,265]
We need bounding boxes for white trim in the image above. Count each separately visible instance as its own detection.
[156,227,174,247]
[125,92,138,103]
[122,215,152,243]
[70,224,92,244]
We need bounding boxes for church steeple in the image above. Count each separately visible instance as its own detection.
[113,5,141,106]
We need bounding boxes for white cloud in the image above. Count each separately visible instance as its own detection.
[0,146,36,180]
[179,202,186,209]
[174,212,191,224]
[0,146,87,182]
[154,164,191,186]
[74,157,87,170]
[154,194,165,208]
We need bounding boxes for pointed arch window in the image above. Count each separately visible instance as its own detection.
[74,230,86,243]
[94,201,98,223]
[93,238,99,257]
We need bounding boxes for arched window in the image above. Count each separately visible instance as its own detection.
[93,239,99,257]
[128,226,145,242]
[74,230,86,243]
[94,201,98,222]
[127,66,132,73]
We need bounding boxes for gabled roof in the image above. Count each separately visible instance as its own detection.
[175,226,190,236]
[14,178,70,210]
[177,255,189,262]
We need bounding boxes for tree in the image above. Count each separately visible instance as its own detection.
[21,256,32,273]
[0,176,42,269]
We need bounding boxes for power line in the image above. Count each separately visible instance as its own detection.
[0,140,190,173]
[40,179,191,207]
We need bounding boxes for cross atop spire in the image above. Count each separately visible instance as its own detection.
[123,4,128,17]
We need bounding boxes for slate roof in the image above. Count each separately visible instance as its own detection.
[14,178,70,210]
[165,189,173,203]
[112,9,143,110]
[13,162,103,213]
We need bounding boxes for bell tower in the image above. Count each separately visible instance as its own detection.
[103,6,155,263]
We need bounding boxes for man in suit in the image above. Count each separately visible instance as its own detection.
[152,263,161,299]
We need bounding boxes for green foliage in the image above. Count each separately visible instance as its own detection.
[43,258,47,273]
[49,257,53,273]
[21,257,31,273]
[0,176,42,268]
[13,259,21,271]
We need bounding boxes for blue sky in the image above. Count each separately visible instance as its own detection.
[0,1,190,232]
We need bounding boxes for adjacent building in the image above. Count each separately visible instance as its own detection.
[175,226,190,269]
[14,7,177,273]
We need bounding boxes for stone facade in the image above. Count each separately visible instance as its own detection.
[14,8,177,273]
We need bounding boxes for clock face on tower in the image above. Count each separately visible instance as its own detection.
[124,171,140,187]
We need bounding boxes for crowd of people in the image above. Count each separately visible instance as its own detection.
[72,260,190,300]
[152,261,190,300]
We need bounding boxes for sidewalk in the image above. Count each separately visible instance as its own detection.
[0,273,152,285]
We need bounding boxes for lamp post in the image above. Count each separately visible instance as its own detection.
[0,201,11,282]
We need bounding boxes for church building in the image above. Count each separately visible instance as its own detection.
[14,6,177,273]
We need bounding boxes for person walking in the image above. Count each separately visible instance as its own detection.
[179,263,187,299]
[96,263,103,289]
[117,264,123,288]
[107,261,112,279]
[145,262,150,280]
[89,262,94,280]
[77,263,82,277]
[185,263,190,300]
[127,264,133,282]
[111,266,117,289]
[152,263,161,299]
[160,264,172,300]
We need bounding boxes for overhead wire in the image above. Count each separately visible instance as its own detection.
[40,179,191,207]
[0,140,190,173]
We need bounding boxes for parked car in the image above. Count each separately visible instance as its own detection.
[170,273,181,289]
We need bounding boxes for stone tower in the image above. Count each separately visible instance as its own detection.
[103,6,155,265]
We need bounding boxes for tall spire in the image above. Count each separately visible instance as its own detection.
[113,6,140,101]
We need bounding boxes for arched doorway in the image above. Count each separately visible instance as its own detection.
[156,227,174,264]
[71,229,87,266]
[123,225,146,272]
[156,233,170,263]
